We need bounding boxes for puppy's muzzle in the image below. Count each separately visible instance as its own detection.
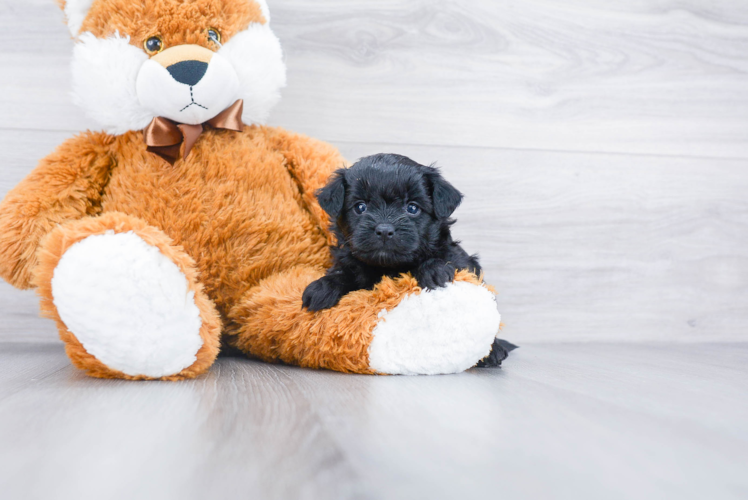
[151,45,214,86]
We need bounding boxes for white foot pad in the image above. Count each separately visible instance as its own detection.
[368,281,500,375]
[51,231,204,378]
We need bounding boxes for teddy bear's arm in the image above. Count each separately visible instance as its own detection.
[0,132,115,289]
[262,126,349,244]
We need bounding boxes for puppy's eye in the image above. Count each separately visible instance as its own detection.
[406,203,421,215]
[354,202,367,215]
[207,28,221,46]
[144,36,164,55]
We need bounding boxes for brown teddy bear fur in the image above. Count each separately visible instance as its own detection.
[230,268,487,374]
[2,121,481,379]
[66,0,266,49]
[0,124,336,376]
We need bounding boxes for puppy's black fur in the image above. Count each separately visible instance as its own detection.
[302,154,512,367]
[303,153,479,309]
[476,339,518,367]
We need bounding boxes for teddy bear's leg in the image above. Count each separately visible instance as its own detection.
[228,267,501,375]
[32,212,222,380]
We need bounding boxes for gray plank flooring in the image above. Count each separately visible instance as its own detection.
[1,0,747,498]
[0,343,746,500]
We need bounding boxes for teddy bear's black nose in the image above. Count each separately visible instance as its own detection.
[167,60,209,86]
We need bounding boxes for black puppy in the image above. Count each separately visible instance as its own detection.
[302,154,513,367]
[303,153,479,312]
[302,154,516,367]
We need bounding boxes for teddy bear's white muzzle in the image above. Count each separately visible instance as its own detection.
[136,51,240,125]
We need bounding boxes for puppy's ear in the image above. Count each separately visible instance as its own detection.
[316,169,347,218]
[425,167,463,219]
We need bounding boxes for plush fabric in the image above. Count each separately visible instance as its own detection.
[368,276,500,375]
[33,212,222,380]
[51,229,205,378]
[0,0,501,380]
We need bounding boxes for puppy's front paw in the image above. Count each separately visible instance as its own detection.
[302,277,344,311]
[414,259,456,290]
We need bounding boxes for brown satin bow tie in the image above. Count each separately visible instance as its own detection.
[143,99,244,165]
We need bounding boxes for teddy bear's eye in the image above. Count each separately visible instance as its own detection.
[144,36,164,55]
[406,203,421,215]
[207,29,221,46]
[354,202,367,215]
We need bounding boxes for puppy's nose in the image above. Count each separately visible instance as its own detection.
[375,223,395,242]
[167,60,208,86]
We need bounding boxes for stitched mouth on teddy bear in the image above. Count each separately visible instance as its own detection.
[179,89,209,113]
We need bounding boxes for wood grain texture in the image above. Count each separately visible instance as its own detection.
[1,0,748,157]
[0,343,746,500]
[271,0,748,158]
[0,351,363,500]
[339,142,748,343]
[0,130,72,343]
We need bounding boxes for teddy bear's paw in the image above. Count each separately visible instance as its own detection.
[51,231,204,378]
[368,281,501,375]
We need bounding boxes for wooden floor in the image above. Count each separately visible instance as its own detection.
[0,342,746,500]
[1,1,748,498]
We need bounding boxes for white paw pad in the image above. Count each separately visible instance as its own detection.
[51,231,204,378]
[368,281,501,375]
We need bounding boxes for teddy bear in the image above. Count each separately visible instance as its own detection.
[0,0,501,380]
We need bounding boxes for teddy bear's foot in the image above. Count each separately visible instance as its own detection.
[52,231,204,378]
[229,268,499,375]
[368,280,501,375]
[34,214,221,380]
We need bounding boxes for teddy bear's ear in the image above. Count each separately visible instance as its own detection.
[254,0,271,23]
[57,0,95,37]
